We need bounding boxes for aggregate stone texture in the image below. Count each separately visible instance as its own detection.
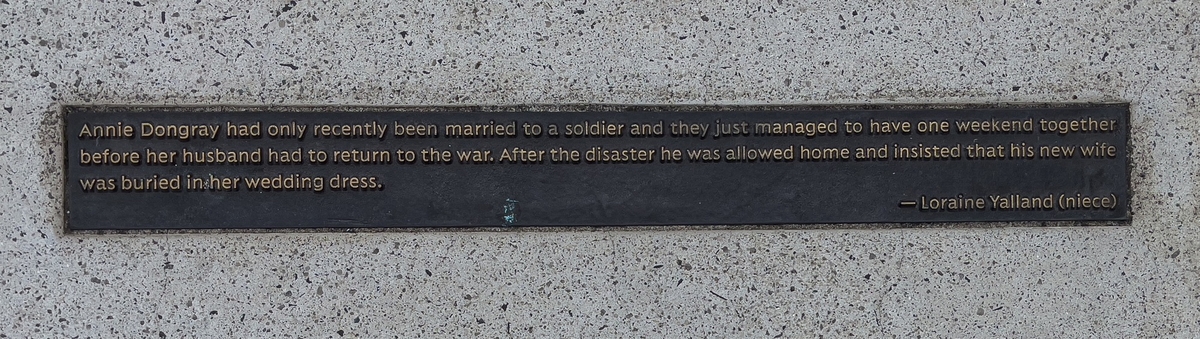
[1,0,1199,337]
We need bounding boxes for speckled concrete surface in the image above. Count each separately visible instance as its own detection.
[2,0,1199,337]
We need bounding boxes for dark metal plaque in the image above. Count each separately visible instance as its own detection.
[64,104,1130,230]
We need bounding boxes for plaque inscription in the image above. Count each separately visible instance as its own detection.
[65,105,1130,230]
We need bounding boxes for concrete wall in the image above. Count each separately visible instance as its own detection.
[3,0,1199,336]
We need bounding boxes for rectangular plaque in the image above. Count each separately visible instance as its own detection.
[64,104,1130,230]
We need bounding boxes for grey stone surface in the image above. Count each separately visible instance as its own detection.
[2,0,1199,337]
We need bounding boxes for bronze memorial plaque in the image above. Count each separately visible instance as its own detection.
[64,104,1130,230]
